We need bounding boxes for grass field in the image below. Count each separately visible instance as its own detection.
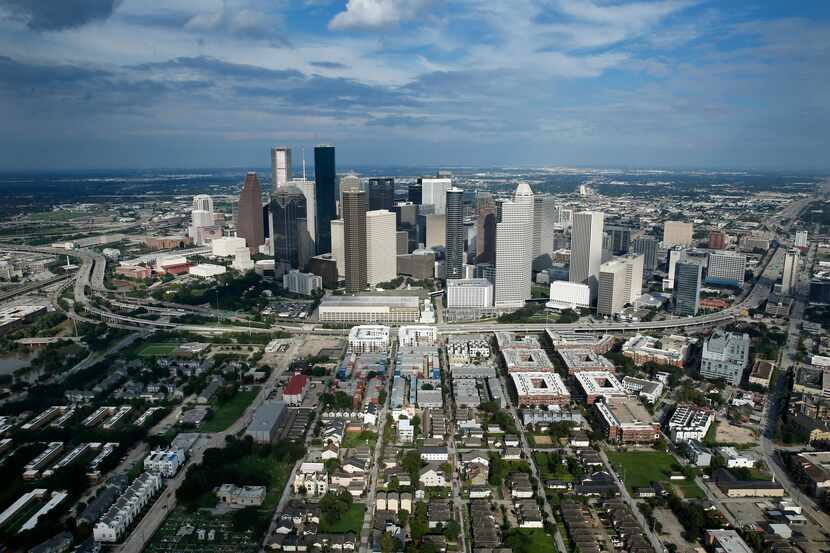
[138,342,179,357]
[200,389,259,433]
[236,455,293,508]
[607,450,705,498]
[341,430,378,449]
[533,452,575,482]
[504,528,557,553]
[319,504,365,534]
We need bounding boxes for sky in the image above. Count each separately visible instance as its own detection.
[0,0,828,171]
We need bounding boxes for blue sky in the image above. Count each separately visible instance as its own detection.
[0,0,828,171]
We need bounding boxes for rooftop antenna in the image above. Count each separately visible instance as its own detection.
[302,147,307,180]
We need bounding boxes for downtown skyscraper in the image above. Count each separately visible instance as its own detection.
[475,192,496,264]
[368,177,394,211]
[270,186,307,269]
[495,182,534,308]
[445,187,465,279]
[342,189,367,293]
[237,172,264,253]
[569,211,604,302]
[314,145,336,255]
[674,261,702,316]
[271,147,292,193]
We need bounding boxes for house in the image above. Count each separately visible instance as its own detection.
[469,486,492,499]
[460,452,489,468]
[293,472,329,497]
[427,500,452,529]
[321,444,339,461]
[508,472,534,499]
[419,464,448,488]
[421,446,449,462]
[342,457,369,474]
[502,447,522,461]
[503,435,520,447]
[569,431,590,448]
[216,484,266,506]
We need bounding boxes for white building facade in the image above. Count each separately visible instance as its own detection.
[495,182,534,308]
[366,210,397,286]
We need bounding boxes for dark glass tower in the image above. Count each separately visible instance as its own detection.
[271,186,307,269]
[634,236,658,275]
[475,192,497,264]
[368,177,394,211]
[314,145,336,254]
[342,190,368,293]
[238,171,265,252]
[445,188,465,279]
[408,182,422,205]
[673,262,701,316]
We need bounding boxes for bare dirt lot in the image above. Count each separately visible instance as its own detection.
[653,508,698,553]
[715,420,757,444]
[297,336,345,358]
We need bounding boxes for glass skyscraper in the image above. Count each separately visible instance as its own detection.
[271,186,307,269]
[314,145,336,255]
[445,187,465,279]
[368,177,394,211]
[673,261,701,316]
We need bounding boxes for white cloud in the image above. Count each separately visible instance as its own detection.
[329,0,430,30]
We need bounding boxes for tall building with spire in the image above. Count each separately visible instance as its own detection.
[237,172,264,253]
[342,190,367,293]
[314,145,336,255]
[495,182,534,308]
[271,147,292,193]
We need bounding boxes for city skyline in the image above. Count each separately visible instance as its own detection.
[0,1,828,171]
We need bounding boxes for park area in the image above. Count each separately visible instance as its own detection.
[504,528,557,553]
[319,504,365,534]
[606,450,704,499]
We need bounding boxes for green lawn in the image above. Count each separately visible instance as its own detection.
[236,455,293,508]
[201,389,259,433]
[319,504,365,534]
[606,450,680,492]
[138,342,179,357]
[672,480,705,499]
[532,452,574,482]
[504,529,557,553]
[341,431,378,449]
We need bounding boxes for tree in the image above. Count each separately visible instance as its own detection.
[410,502,429,541]
[320,489,353,523]
[443,519,461,541]
[380,532,399,553]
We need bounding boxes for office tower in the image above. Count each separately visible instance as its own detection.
[495,182,534,308]
[419,175,452,214]
[663,220,694,247]
[368,177,394,211]
[597,254,643,316]
[569,211,604,302]
[673,262,701,316]
[190,194,215,245]
[597,260,627,316]
[396,231,409,255]
[270,186,307,269]
[708,230,726,250]
[606,225,632,254]
[557,207,573,227]
[475,263,496,287]
[795,230,809,249]
[445,187,465,279]
[664,246,686,290]
[342,190,367,293]
[339,174,361,215]
[634,236,657,276]
[366,210,397,286]
[533,195,556,271]
[271,147,292,192]
[237,172,265,253]
[781,249,800,296]
[289,178,317,255]
[425,213,446,249]
[447,278,493,309]
[475,192,497,264]
[408,182,422,205]
[314,145,336,254]
[331,219,345,280]
[395,202,418,228]
[705,251,746,287]
[465,221,476,264]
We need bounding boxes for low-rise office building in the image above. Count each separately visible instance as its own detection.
[318,296,421,324]
[573,371,627,405]
[668,404,713,443]
[558,350,615,374]
[510,372,570,407]
[348,325,391,353]
[595,398,659,444]
[622,334,690,368]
